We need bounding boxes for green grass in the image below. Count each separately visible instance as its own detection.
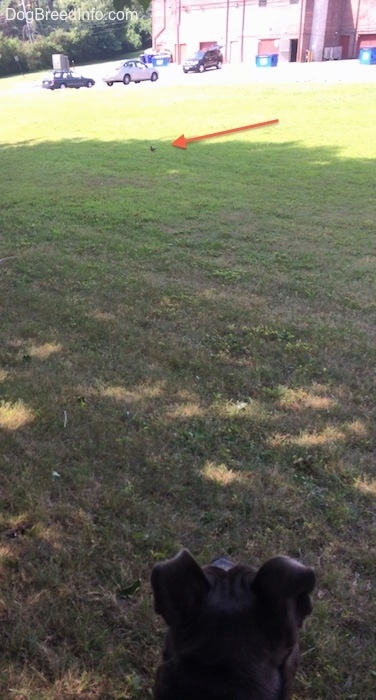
[1,74,376,699]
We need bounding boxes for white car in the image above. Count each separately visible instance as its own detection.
[103,59,159,86]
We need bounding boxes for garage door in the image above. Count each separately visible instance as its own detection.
[200,41,216,50]
[258,39,279,55]
[357,34,376,53]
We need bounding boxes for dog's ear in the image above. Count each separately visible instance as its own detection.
[151,549,210,627]
[252,556,315,621]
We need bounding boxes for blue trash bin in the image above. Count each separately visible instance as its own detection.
[255,54,278,67]
[152,56,170,67]
[142,53,154,64]
[359,47,376,65]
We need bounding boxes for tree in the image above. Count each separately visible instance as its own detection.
[0,0,151,75]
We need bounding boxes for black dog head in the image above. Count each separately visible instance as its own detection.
[151,549,315,700]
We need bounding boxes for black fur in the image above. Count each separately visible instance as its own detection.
[151,549,315,700]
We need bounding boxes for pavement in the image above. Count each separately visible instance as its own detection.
[2,58,376,96]
[82,57,376,87]
[77,56,376,86]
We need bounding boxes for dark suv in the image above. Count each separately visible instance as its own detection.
[183,46,223,73]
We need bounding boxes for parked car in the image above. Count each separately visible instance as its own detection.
[183,47,223,73]
[103,60,159,86]
[42,71,95,90]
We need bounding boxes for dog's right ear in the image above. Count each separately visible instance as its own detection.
[252,555,315,630]
[151,549,210,627]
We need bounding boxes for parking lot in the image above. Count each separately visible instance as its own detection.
[2,57,376,97]
[76,56,376,87]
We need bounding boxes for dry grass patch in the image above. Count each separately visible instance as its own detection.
[0,77,375,699]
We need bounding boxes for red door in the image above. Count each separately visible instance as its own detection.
[340,36,349,59]
[199,41,216,50]
[176,44,187,62]
[258,39,279,55]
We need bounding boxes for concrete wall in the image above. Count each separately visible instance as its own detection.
[310,0,330,60]
[153,0,302,62]
[358,3,376,31]
[152,0,376,62]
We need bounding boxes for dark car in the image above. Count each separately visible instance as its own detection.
[42,71,95,90]
[183,47,223,73]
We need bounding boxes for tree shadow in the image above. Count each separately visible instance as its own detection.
[0,135,375,698]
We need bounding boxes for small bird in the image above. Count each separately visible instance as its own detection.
[150,146,157,152]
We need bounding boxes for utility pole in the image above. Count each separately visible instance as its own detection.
[21,0,34,42]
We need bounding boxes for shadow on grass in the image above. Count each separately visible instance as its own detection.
[0,136,375,699]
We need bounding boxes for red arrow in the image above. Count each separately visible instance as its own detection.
[172,119,279,149]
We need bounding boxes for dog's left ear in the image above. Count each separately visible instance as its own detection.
[151,549,210,627]
[252,555,315,622]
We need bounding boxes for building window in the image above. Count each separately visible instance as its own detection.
[290,0,299,4]
[259,0,267,6]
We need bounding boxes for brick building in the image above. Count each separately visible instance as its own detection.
[152,0,376,63]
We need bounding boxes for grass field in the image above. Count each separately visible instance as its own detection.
[1,71,376,699]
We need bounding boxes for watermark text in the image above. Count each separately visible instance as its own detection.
[6,8,138,22]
